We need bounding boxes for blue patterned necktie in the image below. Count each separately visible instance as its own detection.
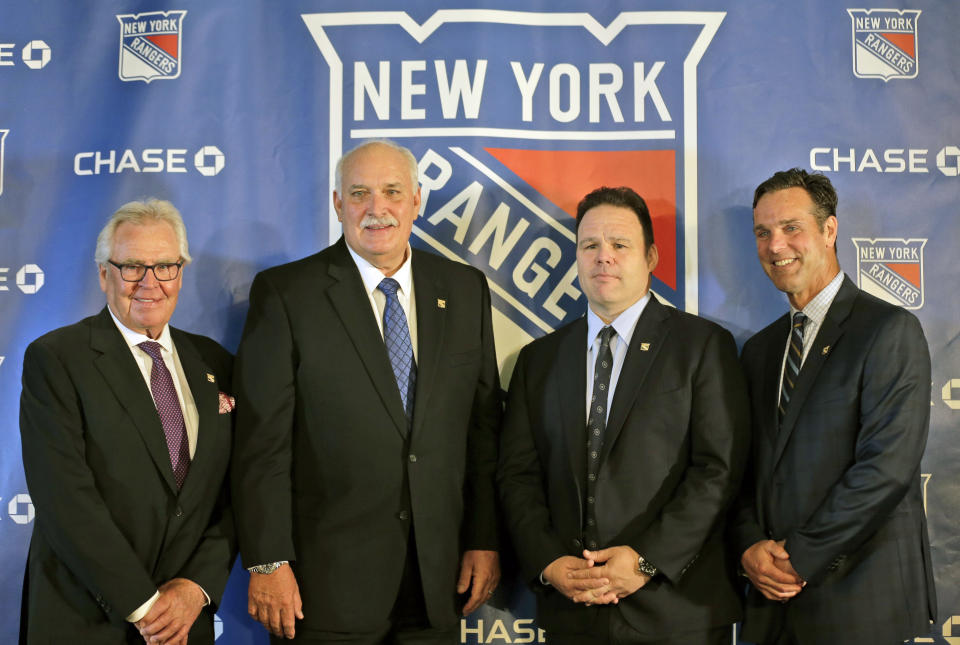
[583,325,615,551]
[379,278,417,420]
[138,341,190,488]
[779,311,807,426]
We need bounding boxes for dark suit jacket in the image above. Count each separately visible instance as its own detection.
[18,307,236,645]
[231,237,501,634]
[732,276,936,645]
[498,294,749,638]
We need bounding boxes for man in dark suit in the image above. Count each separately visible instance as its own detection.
[732,168,936,645]
[231,140,502,643]
[498,186,749,645]
[19,199,236,645]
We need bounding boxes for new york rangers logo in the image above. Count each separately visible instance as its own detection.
[116,10,186,83]
[0,129,7,197]
[302,10,721,364]
[847,8,920,81]
[852,237,926,309]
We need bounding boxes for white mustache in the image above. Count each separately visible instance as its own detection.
[361,214,399,228]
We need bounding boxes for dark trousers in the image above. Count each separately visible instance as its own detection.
[274,531,457,645]
[546,610,732,645]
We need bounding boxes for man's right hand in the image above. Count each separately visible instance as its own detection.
[542,555,611,603]
[248,563,304,639]
[741,539,804,601]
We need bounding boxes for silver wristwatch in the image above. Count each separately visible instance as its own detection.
[636,555,657,577]
[248,561,287,575]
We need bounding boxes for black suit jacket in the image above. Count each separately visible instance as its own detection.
[231,238,502,634]
[732,276,936,644]
[19,307,236,645]
[498,295,749,638]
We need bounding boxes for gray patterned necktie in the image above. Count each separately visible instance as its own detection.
[583,325,615,551]
[138,341,190,488]
[379,278,417,421]
[779,312,807,426]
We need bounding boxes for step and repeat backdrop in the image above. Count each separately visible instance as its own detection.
[1,1,957,643]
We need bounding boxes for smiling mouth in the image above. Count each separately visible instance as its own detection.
[773,258,796,267]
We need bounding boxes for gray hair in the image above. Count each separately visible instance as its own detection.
[94,199,192,266]
[334,139,419,193]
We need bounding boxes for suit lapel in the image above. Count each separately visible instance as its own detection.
[410,254,445,440]
[170,329,219,497]
[89,308,179,493]
[759,314,791,449]
[325,239,410,438]
[557,319,588,514]
[771,276,856,468]
[600,295,670,463]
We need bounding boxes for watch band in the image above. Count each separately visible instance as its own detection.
[636,555,657,577]
[248,561,287,575]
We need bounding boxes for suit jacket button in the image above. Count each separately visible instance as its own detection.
[573,539,582,550]
[398,510,410,521]
[175,506,184,518]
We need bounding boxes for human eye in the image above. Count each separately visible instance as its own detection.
[754,230,769,239]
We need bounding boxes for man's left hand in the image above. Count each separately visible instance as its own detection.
[457,549,500,615]
[136,578,206,644]
[568,546,650,604]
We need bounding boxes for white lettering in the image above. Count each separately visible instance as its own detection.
[0,43,14,66]
[417,148,453,216]
[543,263,581,320]
[511,61,543,122]
[634,61,671,122]
[513,238,562,297]
[354,61,390,121]
[401,60,427,120]
[427,181,483,244]
[549,63,580,123]
[589,63,624,123]
[467,204,529,270]
[435,59,487,119]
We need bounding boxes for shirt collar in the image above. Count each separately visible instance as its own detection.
[346,243,414,298]
[107,306,173,353]
[585,292,651,350]
[790,270,844,327]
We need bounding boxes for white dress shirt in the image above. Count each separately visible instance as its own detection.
[346,243,419,361]
[585,293,651,424]
[106,308,209,622]
[778,270,844,402]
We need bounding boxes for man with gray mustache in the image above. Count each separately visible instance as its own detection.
[232,140,502,644]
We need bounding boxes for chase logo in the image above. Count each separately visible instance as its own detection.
[847,8,920,81]
[116,10,186,83]
[0,128,7,197]
[302,10,721,349]
[851,237,925,309]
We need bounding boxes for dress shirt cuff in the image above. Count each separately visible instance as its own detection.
[126,590,160,622]
[539,571,551,586]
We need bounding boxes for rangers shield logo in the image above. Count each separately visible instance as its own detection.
[116,10,186,83]
[0,129,7,197]
[302,10,722,376]
[852,237,926,309]
[847,8,920,81]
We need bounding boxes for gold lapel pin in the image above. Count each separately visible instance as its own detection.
[437,298,446,309]
[821,346,830,356]
[206,373,216,383]
[640,343,650,351]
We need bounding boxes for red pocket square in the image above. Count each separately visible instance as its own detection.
[218,391,236,414]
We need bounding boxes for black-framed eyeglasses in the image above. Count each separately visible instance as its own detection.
[107,260,183,282]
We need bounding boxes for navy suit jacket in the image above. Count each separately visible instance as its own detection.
[732,276,936,644]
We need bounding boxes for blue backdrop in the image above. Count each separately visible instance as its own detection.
[1,2,957,643]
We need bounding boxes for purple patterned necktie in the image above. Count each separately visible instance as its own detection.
[378,278,417,421]
[138,341,190,488]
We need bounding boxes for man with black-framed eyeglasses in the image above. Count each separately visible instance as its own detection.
[19,199,237,645]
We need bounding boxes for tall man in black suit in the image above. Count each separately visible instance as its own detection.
[498,187,749,645]
[232,140,502,643]
[19,199,236,645]
[732,169,936,644]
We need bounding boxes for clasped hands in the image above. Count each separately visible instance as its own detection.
[134,578,207,645]
[544,546,651,606]
[740,539,805,602]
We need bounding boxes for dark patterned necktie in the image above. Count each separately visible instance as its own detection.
[583,325,615,551]
[778,312,807,426]
[379,278,417,420]
[138,341,190,488]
